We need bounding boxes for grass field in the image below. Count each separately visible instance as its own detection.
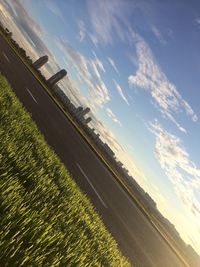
[0,74,131,267]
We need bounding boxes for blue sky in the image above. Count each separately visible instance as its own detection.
[1,0,200,254]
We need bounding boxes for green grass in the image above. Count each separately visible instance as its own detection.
[0,74,131,267]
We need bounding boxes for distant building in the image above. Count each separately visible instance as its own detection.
[76,106,91,123]
[117,161,123,168]
[76,106,84,115]
[0,22,5,30]
[81,107,90,117]
[4,27,12,37]
[121,167,129,176]
[33,55,48,69]
[84,117,92,124]
[76,107,90,117]
[53,86,76,113]
[5,28,10,34]
[47,69,67,86]
[104,143,115,158]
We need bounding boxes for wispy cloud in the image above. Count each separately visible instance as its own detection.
[150,121,200,252]
[0,1,42,59]
[87,0,197,133]
[128,34,198,132]
[113,79,129,105]
[106,108,122,126]
[91,118,123,153]
[107,57,119,75]
[86,0,128,45]
[56,38,110,107]
[44,0,64,21]
[0,0,60,79]
[60,76,88,108]
[56,38,92,83]
[92,51,105,72]
[195,18,200,25]
[151,25,166,44]
[86,0,157,46]
[78,20,86,42]
[92,118,146,182]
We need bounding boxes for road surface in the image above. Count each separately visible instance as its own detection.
[0,34,186,267]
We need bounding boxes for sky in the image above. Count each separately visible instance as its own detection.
[0,0,200,254]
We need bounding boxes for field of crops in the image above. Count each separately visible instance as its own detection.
[0,74,131,267]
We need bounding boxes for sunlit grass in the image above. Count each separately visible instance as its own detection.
[0,74,131,266]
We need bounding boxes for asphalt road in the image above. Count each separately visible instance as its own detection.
[0,34,186,267]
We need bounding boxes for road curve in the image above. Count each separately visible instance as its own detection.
[0,34,186,267]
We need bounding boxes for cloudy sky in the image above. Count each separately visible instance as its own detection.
[1,0,200,254]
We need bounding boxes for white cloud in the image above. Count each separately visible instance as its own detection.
[0,0,61,80]
[92,51,105,72]
[86,0,156,46]
[87,0,198,132]
[195,18,200,25]
[90,60,101,79]
[91,118,123,153]
[0,1,40,60]
[89,33,98,46]
[128,34,198,132]
[150,121,200,252]
[60,76,88,108]
[44,0,64,21]
[57,38,92,84]
[56,38,110,107]
[113,79,129,105]
[107,57,119,75]
[106,108,122,126]
[86,0,128,45]
[78,20,86,42]
[151,25,166,44]
[92,118,146,182]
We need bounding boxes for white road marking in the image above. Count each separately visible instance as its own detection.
[26,88,38,104]
[76,163,107,208]
[3,52,10,63]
